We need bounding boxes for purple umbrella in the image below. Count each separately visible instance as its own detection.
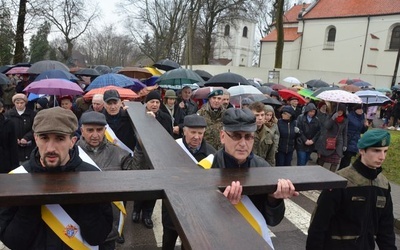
[23,78,84,96]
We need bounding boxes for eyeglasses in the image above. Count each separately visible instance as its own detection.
[224,131,254,141]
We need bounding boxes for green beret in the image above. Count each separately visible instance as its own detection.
[208,89,224,99]
[357,129,390,149]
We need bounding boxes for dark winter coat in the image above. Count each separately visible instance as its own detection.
[346,111,368,153]
[316,115,348,157]
[211,149,285,226]
[0,146,113,250]
[0,114,19,173]
[307,159,396,250]
[277,118,297,153]
[104,108,137,151]
[5,107,36,162]
[296,103,321,152]
[160,103,186,139]
[178,98,198,115]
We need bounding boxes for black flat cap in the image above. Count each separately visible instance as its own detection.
[222,108,256,132]
[80,111,107,126]
[208,89,224,99]
[281,105,295,116]
[184,114,207,128]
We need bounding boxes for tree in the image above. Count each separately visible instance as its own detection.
[120,0,189,63]
[13,0,28,63]
[29,21,51,63]
[32,0,99,64]
[77,25,141,67]
[0,3,15,65]
[274,0,284,68]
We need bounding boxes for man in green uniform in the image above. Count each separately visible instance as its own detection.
[197,89,224,149]
[307,129,396,250]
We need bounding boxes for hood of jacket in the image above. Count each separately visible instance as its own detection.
[304,103,317,114]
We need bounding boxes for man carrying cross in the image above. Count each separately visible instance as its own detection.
[0,107,113,249]
[211,108,299,247]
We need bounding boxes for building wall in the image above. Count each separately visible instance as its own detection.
[214,19,256,67]
[260,14,400,81]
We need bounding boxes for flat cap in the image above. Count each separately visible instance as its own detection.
[208,89,223,99]
[12,93,27,103]
[288,96,299,101]
[103,89,120,102]
[357,129,390,149]
[80,111,107,126]
[184,114,207,128]
[223,108,256,132]
[241,98,253,106]
[33,107,78,135]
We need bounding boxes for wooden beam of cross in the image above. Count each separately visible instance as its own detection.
[0,102,347,249]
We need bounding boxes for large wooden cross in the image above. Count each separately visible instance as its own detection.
[0,102,347,249]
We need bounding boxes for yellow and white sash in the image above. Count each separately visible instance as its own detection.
[105,124,134,156]
[10,166,98,250]
[176,139,274,249]
[77,146,126,236]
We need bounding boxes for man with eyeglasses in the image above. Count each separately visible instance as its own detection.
[211,108,299,239]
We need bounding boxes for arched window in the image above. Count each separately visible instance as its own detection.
[242,26,248,38]
[389,25,400,50]
[224,25,230,36]
[324,26,336,50]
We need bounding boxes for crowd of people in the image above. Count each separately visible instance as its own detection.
[0,70,397,249]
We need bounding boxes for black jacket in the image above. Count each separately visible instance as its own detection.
[307,159,396,250]
[104,108,137,151]
[211,149,285,227]
[160,103,185,139]
[5,107,36,162]
[0,146,113,250]
[277,118,297,153]
[296,103,321,152]
[0,114,19,173]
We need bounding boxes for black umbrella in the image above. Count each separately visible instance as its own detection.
[194,69,213,81]
[153,59,180,71]
[204,72,250,88]
[0,73,9,85]
[311,86,340,97]
[260,96,282,106]
[257,86,274,95]
[305,79,330,89]
[94,65,112,75]
[0,65,13,74]
[74,68,101,77]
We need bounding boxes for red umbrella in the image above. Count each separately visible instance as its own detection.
[338,78,362,85]
[84,85,138,100]
[191,86,226,99]
[269,83,287,91]
[278,89,307,105]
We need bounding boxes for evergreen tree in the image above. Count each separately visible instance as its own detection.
[29,22,51,63]
[0,6,15,65]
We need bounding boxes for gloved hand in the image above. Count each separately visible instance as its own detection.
[343,146,347,151]
[294,127,300,133]
[331,112,339,120]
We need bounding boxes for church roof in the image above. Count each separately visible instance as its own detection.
[283,4,310,23]
[261,27,301,42]
[303,0,400,19]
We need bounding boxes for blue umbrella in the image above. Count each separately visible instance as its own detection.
[86,73,144,91]
[35,69,78,82]
[143,76,159,86]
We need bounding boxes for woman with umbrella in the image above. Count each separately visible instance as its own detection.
[316,103,348,172]
[338,104,369,170]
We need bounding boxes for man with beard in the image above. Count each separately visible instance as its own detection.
[0,107,113,249]
[197,89,225,150]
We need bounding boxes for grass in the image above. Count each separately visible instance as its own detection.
[383,131,400,185]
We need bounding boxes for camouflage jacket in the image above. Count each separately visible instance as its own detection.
[197,103,224,150]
